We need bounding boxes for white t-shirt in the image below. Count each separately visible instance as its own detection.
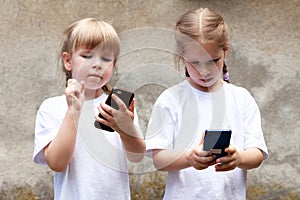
[33,94,141,200]
[146,80,268,200]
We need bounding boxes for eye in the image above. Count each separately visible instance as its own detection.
[187,60,199,65]
[211,58,221,63]
[81,55,92,59]
[206,58,220,66]
[101,57,113,62]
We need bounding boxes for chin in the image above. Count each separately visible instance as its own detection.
[84,83,103,91]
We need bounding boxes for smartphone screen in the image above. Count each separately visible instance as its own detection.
[94,88,134,131]
[203,129,232,159]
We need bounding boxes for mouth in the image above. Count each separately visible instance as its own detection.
[200,77,213,84]
[89,74,102,79]
[200,77,209,82]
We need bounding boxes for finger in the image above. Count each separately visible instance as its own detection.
[200,132,205,144]
[67,78,77,87]
[95,113,112,127]
[66,79,76,94]
[226,145,235,154]
[80,81,85,93]
[66,79,82,97]
[95,114,107,124]
[198,154,215,164]
[215,161,236,171]
[128,98,135,113]
[111,94,127,112]
[215,154,234,167]
[195,144,210,157]
[98,103,113,118]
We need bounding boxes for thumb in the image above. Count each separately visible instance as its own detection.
[128,98,135,120]
[80,81,85,93]
[200,132,205,145]
[128,98,135,113]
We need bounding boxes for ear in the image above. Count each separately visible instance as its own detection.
[62,52,72,71]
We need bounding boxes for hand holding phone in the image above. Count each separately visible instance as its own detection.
[203,130,232,160]
[94,88,134,132]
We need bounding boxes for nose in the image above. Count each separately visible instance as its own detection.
[92,58,102,70]
[195,64,210,76]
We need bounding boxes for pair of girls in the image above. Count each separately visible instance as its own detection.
[33,7,268,200]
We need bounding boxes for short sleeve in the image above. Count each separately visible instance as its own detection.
[145,94,178,152]
[242,91,268,159]
[33,99,62,165]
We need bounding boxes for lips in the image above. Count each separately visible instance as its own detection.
[199,77,213,85]
[89,74,102,79]
[200,78,209,82]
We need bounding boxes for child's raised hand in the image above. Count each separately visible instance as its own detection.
[65,79,85,111]
[214,144,240,172]
[96,94,135,135]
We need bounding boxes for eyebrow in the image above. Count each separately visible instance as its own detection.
[78,49,92,54]
[187,57,221,62]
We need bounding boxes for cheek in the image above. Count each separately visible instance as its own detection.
[70,59,87,79]
[215,61,224,72]
[186,65,197,76]
[71,66,87,80]
[102,65,114,80]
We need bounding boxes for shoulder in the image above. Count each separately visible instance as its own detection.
[225,83,259,110]
[38,95,67,112]
[225,83,254,99]
[225,82,248,93]
[155,81,189,108]
[40,95,66,106]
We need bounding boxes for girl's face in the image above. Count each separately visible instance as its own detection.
[63,46,115,92]
[182,42,227,92]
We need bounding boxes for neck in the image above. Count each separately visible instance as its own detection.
[84,88,102,100]
[187,78,224,92]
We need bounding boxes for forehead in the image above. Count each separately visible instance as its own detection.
[77,45,115,55]
[182,42,223,60]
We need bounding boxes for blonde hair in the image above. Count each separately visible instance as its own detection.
[175,8,230,82]
[59,18,120,92]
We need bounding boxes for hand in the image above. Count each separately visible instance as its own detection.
[96,94,135,135]
[214,144,240,172]
[187,143,216,170]
[65,79,85,111]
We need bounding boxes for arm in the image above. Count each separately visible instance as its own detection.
[215,90,267,172]
[96,94,146,162]
[118,129,146,162]
[214,145,264,171]
[153,149,190,171]
[44,80,85,172]
[236,147,264,169]
[153,144,216,171]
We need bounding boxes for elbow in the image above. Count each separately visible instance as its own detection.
[127,154,145,163]
[47,160,68,172]
[45,152,68,172]
[252,157,264,169]
[153,156,169,171]
[126,142,146,163]
[238,148,264,170]
[250,149,265,169]
[126,146,146,163]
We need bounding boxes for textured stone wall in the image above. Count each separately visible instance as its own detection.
[0,0,299,199]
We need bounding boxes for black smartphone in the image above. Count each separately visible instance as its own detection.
[94,88,134,132]
[203,129,232,159]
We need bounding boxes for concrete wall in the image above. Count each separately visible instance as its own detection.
[0,0,299,199]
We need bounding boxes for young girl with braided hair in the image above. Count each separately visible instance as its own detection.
[146,8,268,199]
